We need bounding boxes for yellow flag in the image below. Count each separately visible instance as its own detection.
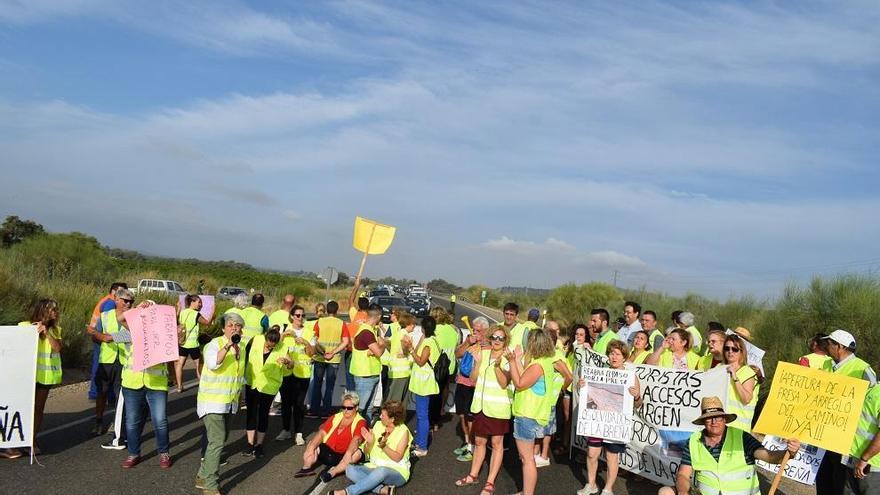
[352,216,396,254]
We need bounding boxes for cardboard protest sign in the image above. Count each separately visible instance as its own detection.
[754,361,868,454]
[352,216,396,254]
[756,435,825,485]
[577,366,635,442]
[0,326,38,449]
[177,294,215,321]
[125,304,179,372]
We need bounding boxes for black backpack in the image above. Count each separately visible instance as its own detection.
[430,337,452,385]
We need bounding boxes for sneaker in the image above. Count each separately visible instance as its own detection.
[241,445,255,457]
[452,444,469,456]
[275,430,292,441]
[534,454,550,468]
[268,406,281,417]
[253,445,264,458]
[600,490,614,495]
[295,433,305,446]
[101,439,126,450]
[294,467,317,478]
[456,451,473,462]
[121,455,141,469]
[412,448,428,457]
[319,470,333,483]
[0,449,23,459]
[576,483,599,495]
[159,453,172,469]
[195,476,206,490]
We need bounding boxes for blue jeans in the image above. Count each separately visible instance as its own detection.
[414,394,430,450]
[354,375,380,424]
[344,464,407,495]
[344,352,356,392]
[122,386,169,456]
[310,361,339,415]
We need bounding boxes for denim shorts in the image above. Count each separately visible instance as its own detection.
[513,416,546,441]
[544,406,557,436]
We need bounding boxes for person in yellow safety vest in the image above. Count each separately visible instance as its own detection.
[676,311,704,356]
[720,334,760,434]
[90,288,137,441]
[430,307,460,431]
[310,300,351,417]
[524,308,540,331]
[799,332,834,371]
[332,400,413,495]
[176,294,214,392]
[502,302,529,353]
[349,305,386,424]
[534,320,572,468]
[697,327,727,371]
[295,392,368,482]
[403,315,440,457]
[449,293,456,315]
[239,293,269,343]
[626,330,651,365]
[451,316,491,463]
[196,313,246,495]
[275,305,316,445]
[241,326,288,458]
[645,329,701,370]
[454,325,512,494]
[659,396,799,495]
[17,298,63,457]
[639,310,664,352]
[508,329,564,495]
[268,293,296,329]
[589,308,620,355]
[114,299,172,469]
[848,385,880,492]
[384,312,417,404]
[816,329,878,494]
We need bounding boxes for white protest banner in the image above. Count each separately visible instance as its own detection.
[125,304,179,372]
[726,329,766,375]
[577,366,635,442]
[0,326,38,449]
[756,435,825,485]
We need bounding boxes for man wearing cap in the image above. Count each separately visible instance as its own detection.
[816,329,877,494]
[660,396,799,495]
[618,301,643,345]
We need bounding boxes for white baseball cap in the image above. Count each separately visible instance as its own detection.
[823,329,856,349]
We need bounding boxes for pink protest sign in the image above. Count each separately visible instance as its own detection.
[125,304,179,372]
[177,294,216,322]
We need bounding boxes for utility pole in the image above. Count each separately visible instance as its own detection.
[612,270,619,288]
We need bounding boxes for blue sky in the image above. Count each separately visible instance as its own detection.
[1,0,878,298]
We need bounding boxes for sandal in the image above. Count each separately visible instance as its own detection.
[480,481,495,495]
[455,474,479,486]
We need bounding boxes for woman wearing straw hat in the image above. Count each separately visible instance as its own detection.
[658,396,799,495]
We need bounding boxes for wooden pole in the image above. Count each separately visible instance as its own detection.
[767,450,791,495]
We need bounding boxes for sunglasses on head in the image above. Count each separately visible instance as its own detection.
[489,335,505,342]
[342,405,357,411]
[723,346,741,353]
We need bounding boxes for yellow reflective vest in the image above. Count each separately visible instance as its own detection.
[689,428,760,495]
[19,321,62,385]
[350,324,381,377]
[365,422,412,481]
[245,334,287,395]
[198,336,246,407]
[727,365,759,433]
[98,310,123,364]
[470,349,512,419]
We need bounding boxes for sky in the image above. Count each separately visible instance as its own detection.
[1,0,878,299]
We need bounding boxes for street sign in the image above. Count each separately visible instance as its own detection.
[321,267,339,285]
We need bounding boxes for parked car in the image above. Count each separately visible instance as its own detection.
[217,286,247,300]
[132,279,188,297]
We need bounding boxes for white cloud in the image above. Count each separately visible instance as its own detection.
[482,236,576,255]
[282,210,301,221]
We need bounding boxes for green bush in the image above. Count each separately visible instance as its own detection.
[546,282,623,327]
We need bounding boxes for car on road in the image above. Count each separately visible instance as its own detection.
[368,288,391,298]
[217,286,247,300]
[132,278,188,297]
[406,295,430,316]
[371,296,410,323]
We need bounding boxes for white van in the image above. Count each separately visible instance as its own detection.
[133,279,188,296]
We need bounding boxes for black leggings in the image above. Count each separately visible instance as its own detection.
[280,375,310,433]
[245,386,275,433]
[316,443,344,467]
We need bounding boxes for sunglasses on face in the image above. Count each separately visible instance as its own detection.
[293,313,305,318]
[489,335,505,342]
[342,405,356,411]
[121,299,134,305]
[724,346,741,353]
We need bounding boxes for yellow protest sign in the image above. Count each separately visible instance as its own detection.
[352,216,396,254]
[754,361,869,454]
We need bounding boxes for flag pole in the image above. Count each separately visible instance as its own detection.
[767,450,791,495]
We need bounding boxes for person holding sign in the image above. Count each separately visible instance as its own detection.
[508,329,567,495]
[176,295,214,392]
[645,329,700,370]
[816,329,878,494]
[723,334,760,433]
[578,340,640,495]
[242,326,288,458]
[17,298,62,455]
[196,313,246,495]
[275,305,315,445]
[659,396,799,495]
[455,325,512,495]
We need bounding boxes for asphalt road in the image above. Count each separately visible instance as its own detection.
[2,299,812,495]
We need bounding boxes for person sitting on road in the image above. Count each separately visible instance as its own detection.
[332,400,413,495]
[295,392,367,482]
[658,396,799,495]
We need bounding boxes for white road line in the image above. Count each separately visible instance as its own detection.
[37,378,200,438]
